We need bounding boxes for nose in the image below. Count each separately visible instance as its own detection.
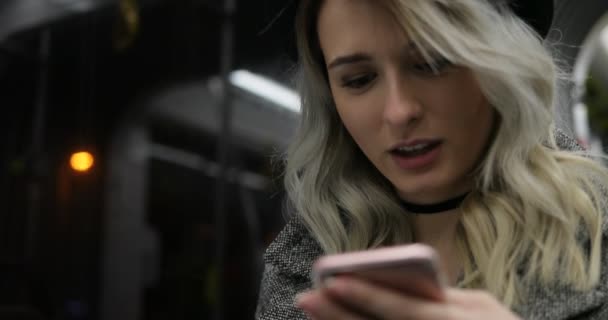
[382,74,423,129]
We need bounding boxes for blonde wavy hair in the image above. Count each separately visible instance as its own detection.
[284,0,607,308]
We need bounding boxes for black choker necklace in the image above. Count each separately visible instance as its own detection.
[400,193,469,214]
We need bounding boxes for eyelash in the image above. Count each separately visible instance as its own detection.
[412,58,453,75]
[341,73,377,89]
[340,58,453,90]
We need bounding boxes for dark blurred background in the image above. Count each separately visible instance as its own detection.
[0,0,607,319]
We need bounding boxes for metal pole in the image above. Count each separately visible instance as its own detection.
[25,28,51,262]
[214,0,236,319]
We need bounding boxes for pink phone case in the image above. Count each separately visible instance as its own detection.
[312,244,446,301]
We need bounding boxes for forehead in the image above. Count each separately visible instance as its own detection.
[317,0,411,61]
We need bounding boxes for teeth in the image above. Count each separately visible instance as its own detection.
[397,143,430,152]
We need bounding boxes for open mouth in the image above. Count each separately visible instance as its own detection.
[390,141,442,157]
[389,140,443,170]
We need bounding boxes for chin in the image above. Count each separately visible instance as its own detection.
[394,183,439,203]
[392,173,457,204]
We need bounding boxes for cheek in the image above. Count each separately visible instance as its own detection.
[464,99,493,137]
[451,102,492,133]
[334,96,380,143]
[435,77,493,137]
[449,100,495,164]
[334,105,386,166]
[337,109,370,148]
[428,78,494,164]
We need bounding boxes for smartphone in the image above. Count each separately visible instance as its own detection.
[312,243,446,301]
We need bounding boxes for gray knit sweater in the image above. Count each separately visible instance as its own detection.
[256,132,608,320]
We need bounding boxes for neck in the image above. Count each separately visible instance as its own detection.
[411,208,461,244]
[411,209,463,285]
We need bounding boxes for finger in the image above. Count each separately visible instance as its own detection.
[445,288,520,319]
[325,277,451,320]
[445,288,495,307]
[296,290,367,320]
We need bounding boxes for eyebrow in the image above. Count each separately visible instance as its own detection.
[326,42,420,70]
[327,53,371,70]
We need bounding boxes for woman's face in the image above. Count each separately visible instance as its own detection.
[317,0,495,204]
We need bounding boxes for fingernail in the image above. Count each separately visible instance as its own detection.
[325,277,346,294]
[323,276,335,288]
[295,292,313,309]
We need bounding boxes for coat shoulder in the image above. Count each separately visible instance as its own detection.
[554,128,583,152]
[255,218,323,320]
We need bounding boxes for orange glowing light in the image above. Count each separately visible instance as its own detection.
[70,151,94,172]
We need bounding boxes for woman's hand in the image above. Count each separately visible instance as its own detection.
[296,277,521,320]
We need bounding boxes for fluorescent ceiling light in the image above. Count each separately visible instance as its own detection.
[602,25,608,53]
[48,0,99,12]
[229,70,301,113]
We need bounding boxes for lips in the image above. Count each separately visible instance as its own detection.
[389,139,443,170]
[391,140,442,157]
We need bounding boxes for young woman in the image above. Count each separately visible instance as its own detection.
[256,0,608,319]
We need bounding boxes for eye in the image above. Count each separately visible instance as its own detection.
[341,73,377,89]
[412,58,453,76]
